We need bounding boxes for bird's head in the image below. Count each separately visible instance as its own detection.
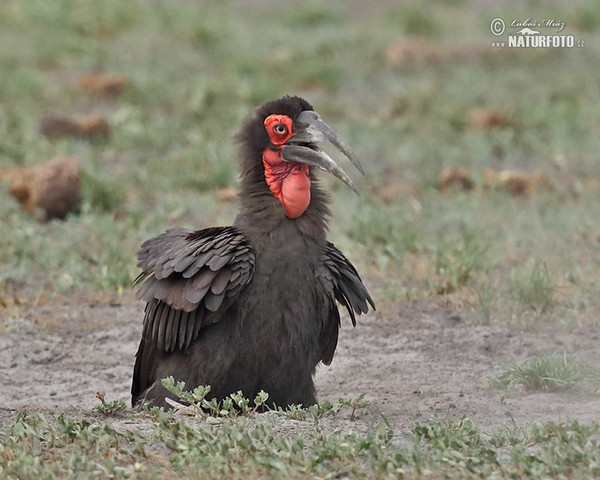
[236,95,364,219]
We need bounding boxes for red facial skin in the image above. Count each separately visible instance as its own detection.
[262,114,311,219]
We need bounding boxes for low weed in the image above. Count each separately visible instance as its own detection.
[411,416,500,472]
[161,376,371,424]
[338,393,371,421]
[161,376,270,418]
[92,392,127,416]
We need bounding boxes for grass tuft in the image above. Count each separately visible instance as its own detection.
[467,281,495,325]
[491,351,600,392]
[432,230,489,294]
[509,261,556,314]
[82,171,127,213]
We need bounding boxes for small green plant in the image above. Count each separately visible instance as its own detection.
[276,403,309,420]
[338,393,371,421]
[491,351,600,392]
[161,376,269,417]
[275,400,338,423]
[411,416,500,469]
[510,420,600,477]
[275,394,369,425]
[509,261,556,314]
[92,392,127,416]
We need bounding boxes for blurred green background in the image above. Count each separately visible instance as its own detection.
[1,0,599,328]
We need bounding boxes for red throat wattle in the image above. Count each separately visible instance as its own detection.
[263,149,311,219]
[262,114,311,218]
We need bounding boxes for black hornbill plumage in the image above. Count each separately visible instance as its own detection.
[131,96,375,408]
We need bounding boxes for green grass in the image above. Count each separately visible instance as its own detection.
[1,409,599,479]
[1,0,599,322]
[386,2,441,38]
[432,229,490,294]
[466,281,495,325]
[492,351,600,392]
[2,0,597,326]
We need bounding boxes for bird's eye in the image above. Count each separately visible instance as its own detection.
[273,124,288,136]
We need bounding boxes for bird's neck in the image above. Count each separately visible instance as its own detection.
[234,171,330,248]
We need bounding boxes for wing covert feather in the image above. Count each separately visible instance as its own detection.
[135,226,255,353]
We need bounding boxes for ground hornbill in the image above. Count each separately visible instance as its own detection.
[131,96,375,409]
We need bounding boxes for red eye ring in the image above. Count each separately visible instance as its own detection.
[264,114,293,145]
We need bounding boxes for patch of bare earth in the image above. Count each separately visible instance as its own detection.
[1,295,599,435]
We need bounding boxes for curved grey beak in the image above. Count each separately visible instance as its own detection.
[281,110,364,195]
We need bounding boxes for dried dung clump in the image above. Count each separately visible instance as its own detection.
[8,156,81,219]
[470,108,510,130]
[483,169,553,196]
[77,72,128,97]
[438,168,475,193]
[39,114,110,141]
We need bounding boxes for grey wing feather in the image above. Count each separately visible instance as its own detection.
[132,226,255,404]
[135,226,255,353]
[317,242,375,365]
[204,291,225,312]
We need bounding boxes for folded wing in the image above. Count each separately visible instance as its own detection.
[132,226,255,402]
[317,242,375,365]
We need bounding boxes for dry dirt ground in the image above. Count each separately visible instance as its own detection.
[1,296,599,436]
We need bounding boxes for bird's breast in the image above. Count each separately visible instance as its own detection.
[234,246,324,362]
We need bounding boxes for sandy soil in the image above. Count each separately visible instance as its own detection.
[1,296,599,435]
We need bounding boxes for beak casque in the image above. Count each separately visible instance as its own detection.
[281,110,364,195]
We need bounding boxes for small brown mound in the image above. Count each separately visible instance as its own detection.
[439,168,475,193]
[470,109,510,130]
[39,114,110,141]
[77,72,128,97]
[8,156,81,220]
[483,169,553,197]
